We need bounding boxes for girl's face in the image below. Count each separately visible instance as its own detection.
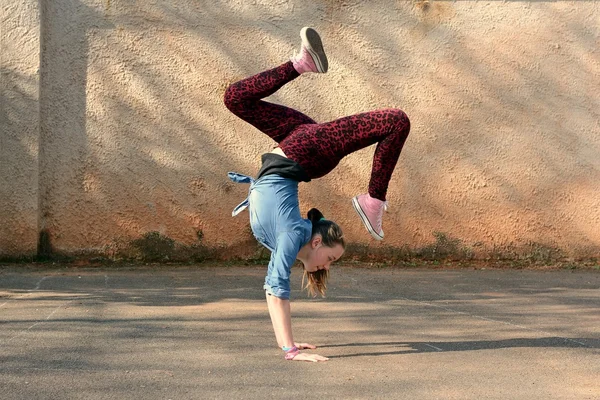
[303,236,345,273]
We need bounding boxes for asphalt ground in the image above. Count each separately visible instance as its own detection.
[0,264,599,400]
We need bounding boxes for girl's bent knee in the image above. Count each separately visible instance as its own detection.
[388,109,410,134]
[223,85,240,111]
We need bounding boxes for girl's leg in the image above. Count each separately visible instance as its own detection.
[223,62,316,143]
[280,108,410,200]
[223,28,328,143]
[279,108,410,240]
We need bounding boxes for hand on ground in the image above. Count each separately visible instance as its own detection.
[292,352,329,362]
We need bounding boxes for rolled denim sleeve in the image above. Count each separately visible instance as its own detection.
[263,231,304,300]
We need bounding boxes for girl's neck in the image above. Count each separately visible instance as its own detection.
[296,242,310,264]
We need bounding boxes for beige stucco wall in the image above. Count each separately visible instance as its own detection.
[1,0,40,257]
[1,0,599,258]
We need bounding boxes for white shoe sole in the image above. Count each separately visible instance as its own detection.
[352,196,384,241]
[300,27,328,73]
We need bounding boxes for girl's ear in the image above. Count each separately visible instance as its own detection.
[312,235,322,248]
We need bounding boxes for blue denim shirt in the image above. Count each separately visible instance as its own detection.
[228,172,312,300]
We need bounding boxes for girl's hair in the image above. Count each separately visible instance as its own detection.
[302,208,345,298]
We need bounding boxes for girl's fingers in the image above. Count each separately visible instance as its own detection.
[293,353,329,362]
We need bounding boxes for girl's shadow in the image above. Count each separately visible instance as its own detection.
[319,337,599,358]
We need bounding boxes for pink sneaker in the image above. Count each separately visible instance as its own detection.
[352,194,388,240]
[291,27,328,74]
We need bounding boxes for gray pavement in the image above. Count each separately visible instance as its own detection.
[0,264,599,399]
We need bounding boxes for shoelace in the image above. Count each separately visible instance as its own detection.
[292,47,313,69]
[376,209,384,230]
[375,201,388,231]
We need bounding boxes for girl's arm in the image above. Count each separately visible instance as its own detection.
[265,292,293,348]
[265,293,329,362]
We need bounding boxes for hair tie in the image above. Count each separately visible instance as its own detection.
[319,217,327,222]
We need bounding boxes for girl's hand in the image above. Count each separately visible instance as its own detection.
[294,342,317,350]
[291,352,329,362]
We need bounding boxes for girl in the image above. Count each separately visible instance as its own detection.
[225,27,410,362]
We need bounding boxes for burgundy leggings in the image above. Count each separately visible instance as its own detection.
[223,61,410,201]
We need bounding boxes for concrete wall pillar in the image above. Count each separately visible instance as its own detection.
[0,0,40,258]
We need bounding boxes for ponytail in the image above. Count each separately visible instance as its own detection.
[303,208,345,297]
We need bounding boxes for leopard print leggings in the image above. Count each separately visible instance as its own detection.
[223,61,410,200]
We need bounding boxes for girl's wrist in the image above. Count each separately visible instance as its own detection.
[283,346,300,360]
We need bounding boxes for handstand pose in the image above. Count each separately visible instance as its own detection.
[225,27,410,362]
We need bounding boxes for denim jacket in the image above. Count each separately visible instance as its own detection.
[228,172,312,299]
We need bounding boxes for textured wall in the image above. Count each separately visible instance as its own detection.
[0,0,40,257]
[2,0,599,258]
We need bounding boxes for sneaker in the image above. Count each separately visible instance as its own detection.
[291,27,328,74]
[352,194,388,240]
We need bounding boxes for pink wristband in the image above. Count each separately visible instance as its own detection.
[284,346,300,360]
